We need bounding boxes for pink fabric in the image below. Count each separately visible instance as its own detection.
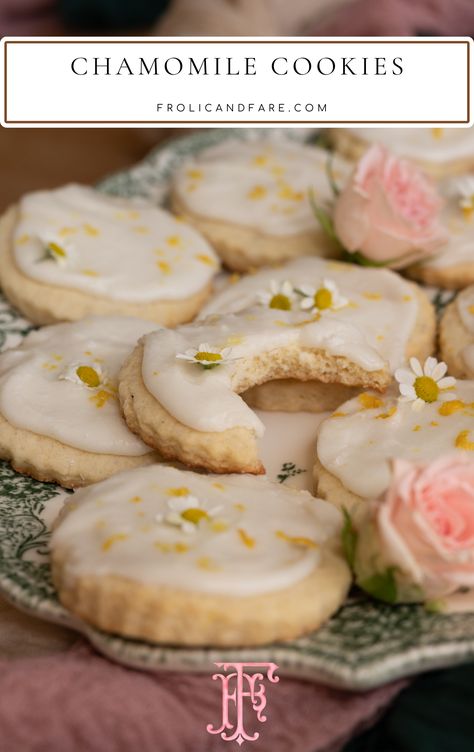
[0,0,64,35]
[311,0,474,36]
[0,641,406,752]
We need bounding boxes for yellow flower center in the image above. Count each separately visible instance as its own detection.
[195,351,222,362]
[414,376,439,403]
[181,508,208,524]
[76,365,101,388]
[269,294,291,310]
[314,288,333,310]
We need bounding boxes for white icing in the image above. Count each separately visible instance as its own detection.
[172,141,351,236]
[142,303,387,436]
[200,258,419,373]
[0,317,156,455]
[457,286,474,376]
[51,465,342,596]
[317,381,474,499]
[13,185,219,303]
[415,175,474,270]
[349,127,474,164]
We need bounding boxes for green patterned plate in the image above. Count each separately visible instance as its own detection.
[0,129,472,691]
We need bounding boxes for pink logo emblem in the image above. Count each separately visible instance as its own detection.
[206,662,279,746]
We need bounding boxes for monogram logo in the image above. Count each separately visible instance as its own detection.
[207,662,279,746]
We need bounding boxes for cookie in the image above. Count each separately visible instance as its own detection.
[408,175,474,289]
[0,184,219,325]
[440,286,474,378]
[119,299,394,475]
[170,140,351,271]
[50,465,351,647]
[200,257,436,413]
[329,127,474,177]
[315,370,474,511]
[0,317,160,488]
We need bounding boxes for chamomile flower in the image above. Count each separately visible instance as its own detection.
[156,496,223,534]
[453,175,474,219]
[257,280,296,311]
[59,362,106,389]
[298,279,348,312]
[395,357,456,411]
[38,237,71,266]
[176,343,239,370]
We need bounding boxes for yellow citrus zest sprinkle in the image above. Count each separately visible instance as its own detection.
[211,521,229,533]
[181,508,208,525]
[226,335,244,346]
[362,292,382,301]
[196,556,219,571]
[195,253,217,266]
[16,234,30,245]
[102,533,128,552]
[238,528,256,549]
[134,225,150,235]
[59,226,76,237]
[403,295,412,302]
[186,169,203,179]
[358,393,384,410]
[195,351,222,362]
[438,400,474,416]
[331,411,347,418]
[157,260,171,274]
[234,503,246,512]
[90,389,114,408]
[247,185,267,200]
[278,184,304,201]
[83,224,100,237]
[76,365,101,388]
[413,425,422,432]
[129,496,142,504]
[276,530,318,548]
[82,269,99,277]
[432,127,444,139]
[212,482,225,491]
[455,430,474,451]
[376,407,397,420]
[430,421,439,427]
[469,305,474,315]
[166,235,182,247]
[252,154,268,167]
[166,487,190,497]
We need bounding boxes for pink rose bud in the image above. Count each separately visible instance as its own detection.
[354,455,474,606]
[333,145,447,269]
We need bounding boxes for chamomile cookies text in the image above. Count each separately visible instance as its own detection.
[51,466,351,646]
[171,141,351,271]
[0,317,160,487]
[0,184,219,325]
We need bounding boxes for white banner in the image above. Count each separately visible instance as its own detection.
[1,37,471,128]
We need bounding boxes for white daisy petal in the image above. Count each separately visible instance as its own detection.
[439,392,457,403]
[412,398,425,412]
[399,383,416,398]
[395,368,416,386]
[409,358,423,377]
[438,376,456,389]
[431,362,448,381]
[423,356,437,377]
[300,298,313,310]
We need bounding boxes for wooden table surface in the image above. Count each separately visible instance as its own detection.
[0,127,174,211]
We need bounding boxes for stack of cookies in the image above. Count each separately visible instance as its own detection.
[1,128,473,646]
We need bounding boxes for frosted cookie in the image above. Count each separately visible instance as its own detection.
[50,465,351,646]
[170,140,351,271]
[119,299,396,475]
[315,361,473,511]
[0,184,219,325]
[407,175,474,289]
[440,286,474,378]
[329,128,474,177]
[200,257,436,413]
[0,317,160,488]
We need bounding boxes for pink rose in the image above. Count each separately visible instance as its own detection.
[364,455,474,602]
[333,145,447,269]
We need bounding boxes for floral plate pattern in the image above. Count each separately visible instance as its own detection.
[0,128,470,691]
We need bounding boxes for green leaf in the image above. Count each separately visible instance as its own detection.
[360,567,398,604]
[341,507,357,569]
[309,190,344,249]
[341,250,390,268]
[326,154,340,197]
